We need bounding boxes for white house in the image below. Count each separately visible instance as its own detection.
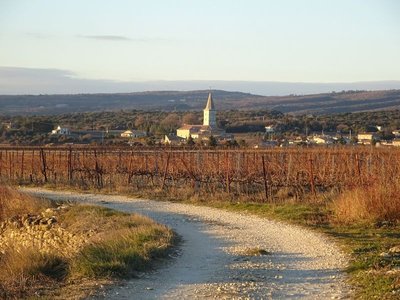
[121,130,147,138]
[2,122,12,130]
[265,125,275,133]
[51,126,70,135]
[357,133,378,145]
[392,130,400,137]
[163,134,185,145]
[312,135,334,145]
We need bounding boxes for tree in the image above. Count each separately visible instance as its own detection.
[186,135,195,146]
[160,113,180,133]
[224,139,239,148]
[134,116,146,130]
[336,124,349,134]
[239,139,247,148]
[145,137,156,146]
[208,135,218,147]
[126,121,133,129]
[182,113,198,125]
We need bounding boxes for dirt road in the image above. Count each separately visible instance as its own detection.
[25,189,350,299]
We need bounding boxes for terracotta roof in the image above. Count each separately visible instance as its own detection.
[178,124,204,130]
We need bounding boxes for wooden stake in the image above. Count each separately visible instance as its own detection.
[262,155,269,202]
[161,153,171,190]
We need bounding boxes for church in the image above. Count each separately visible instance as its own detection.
[176,92,226,140]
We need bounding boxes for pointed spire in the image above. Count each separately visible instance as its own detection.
[204,92,215,110]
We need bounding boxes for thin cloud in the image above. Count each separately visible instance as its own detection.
[0,66,75,78]
[77,35,173,43]
[79,35,132,41]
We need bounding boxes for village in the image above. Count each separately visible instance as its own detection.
[41,93,400,148]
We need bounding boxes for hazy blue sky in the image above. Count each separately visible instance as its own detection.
[0,0,399,93]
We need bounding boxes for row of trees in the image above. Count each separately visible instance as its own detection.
[2,109,400,145]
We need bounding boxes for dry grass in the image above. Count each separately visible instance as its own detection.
[0,185,53,222]
[0,185,60,298]
[0,187,176,299]
[0,247,66,299]
[331,183,400,224]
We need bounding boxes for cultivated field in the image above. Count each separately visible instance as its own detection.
[0,146,398,196]
[2,146,400,298]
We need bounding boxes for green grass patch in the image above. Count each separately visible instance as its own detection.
[70,226,174,279]
[205,201,329,226]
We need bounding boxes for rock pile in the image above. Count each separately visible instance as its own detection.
[0,205,90,258]
[380,245,400,260]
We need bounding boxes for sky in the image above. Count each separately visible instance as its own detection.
[0,0,400,94]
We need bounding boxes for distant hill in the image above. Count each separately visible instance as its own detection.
[1,89,400,115]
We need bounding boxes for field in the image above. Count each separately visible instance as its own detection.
[1,146,400,297]
[0,146,398,198]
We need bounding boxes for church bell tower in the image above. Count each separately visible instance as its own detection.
[203,92,216,127]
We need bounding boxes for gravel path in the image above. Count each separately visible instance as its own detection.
[24,188,351,299]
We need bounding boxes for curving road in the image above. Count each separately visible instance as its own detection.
[24,188,351,299]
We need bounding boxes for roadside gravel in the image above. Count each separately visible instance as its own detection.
[24,188,351,299]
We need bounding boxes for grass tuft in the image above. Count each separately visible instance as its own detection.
[0,186,54,221]
[331,183,400,224]
[70,226,174,278]
[0,246,67,298]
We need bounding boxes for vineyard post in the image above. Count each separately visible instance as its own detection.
[309,157,316,197]
[286,153,292,187]
[9,151,12,180]
[16,151,19,178]
[226,152,230,194]
[51,151,55,181]
[13,151,16,180]
[261,155,269,202]
[161,152,171,190]
[94,149,103,189]
[179,157,197,190]
[128,150,133,184]
[40,148,48,183]
[68,147,72,183]
[4,150,7,180]
[355,153,362,185]
[21,150,25,180]
[30,150,34,183]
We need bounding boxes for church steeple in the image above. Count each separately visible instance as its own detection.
[203,92,216,127]
[204,92,215,110]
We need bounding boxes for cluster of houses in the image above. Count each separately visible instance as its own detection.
[259,126,400,148]
[49,93,228,145]
[48,93,400,148]
[50,126,147,142]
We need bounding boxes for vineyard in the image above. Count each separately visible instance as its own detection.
[1,146,398,201]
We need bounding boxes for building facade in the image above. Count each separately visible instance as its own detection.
[176,92,225,140]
